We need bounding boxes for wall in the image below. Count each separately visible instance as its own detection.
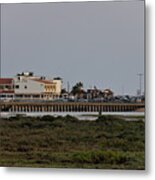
[14,78,44,94]
[52,79,62,95]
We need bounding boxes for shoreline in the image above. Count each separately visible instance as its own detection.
[0,111,145,121]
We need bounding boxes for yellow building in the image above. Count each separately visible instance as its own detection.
[33,79,61,99]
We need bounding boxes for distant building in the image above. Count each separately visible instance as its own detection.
[0,78,15,100]
[87,88,102,99]
[103,89,114,98]
[0,72,62,101]
[13,72,62,100]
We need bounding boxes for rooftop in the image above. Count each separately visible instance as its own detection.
[0,78,13,85]
[32,78,53,84]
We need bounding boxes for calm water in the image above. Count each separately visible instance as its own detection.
[0,111,145,121]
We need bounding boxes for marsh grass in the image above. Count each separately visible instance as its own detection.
[0,115,145,169]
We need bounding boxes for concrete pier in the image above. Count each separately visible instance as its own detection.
[0,102,145,113]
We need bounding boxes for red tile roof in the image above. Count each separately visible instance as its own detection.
[0,78,13,84]
[32,78,53,84]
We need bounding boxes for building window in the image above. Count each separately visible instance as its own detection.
[5,85,9,89]
[24,95,30,98]
[15,85,19,89]
[24,85,27,89]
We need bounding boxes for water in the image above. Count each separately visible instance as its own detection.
[0,111,145,121]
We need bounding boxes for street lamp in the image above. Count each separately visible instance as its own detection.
[137,73,143,96]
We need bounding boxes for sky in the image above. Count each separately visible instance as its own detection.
[0,1,144,95]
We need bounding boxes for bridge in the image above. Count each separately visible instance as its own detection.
[0,102,145,113]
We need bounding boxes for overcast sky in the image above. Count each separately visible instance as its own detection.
[0,1,144,95]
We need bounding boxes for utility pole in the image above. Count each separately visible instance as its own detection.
[121,85,124,96]
[137,73,143,96]
[67,81,70,94]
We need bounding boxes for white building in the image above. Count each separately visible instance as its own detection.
[14,72,62,100]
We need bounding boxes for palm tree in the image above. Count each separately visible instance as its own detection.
[71,82,83,96]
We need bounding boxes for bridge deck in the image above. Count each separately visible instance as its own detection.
[0,102,145,112]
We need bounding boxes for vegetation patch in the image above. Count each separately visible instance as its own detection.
[0,115,145,169]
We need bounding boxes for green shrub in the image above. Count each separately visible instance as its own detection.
[41,115,56,122]
[64,115,79,123]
